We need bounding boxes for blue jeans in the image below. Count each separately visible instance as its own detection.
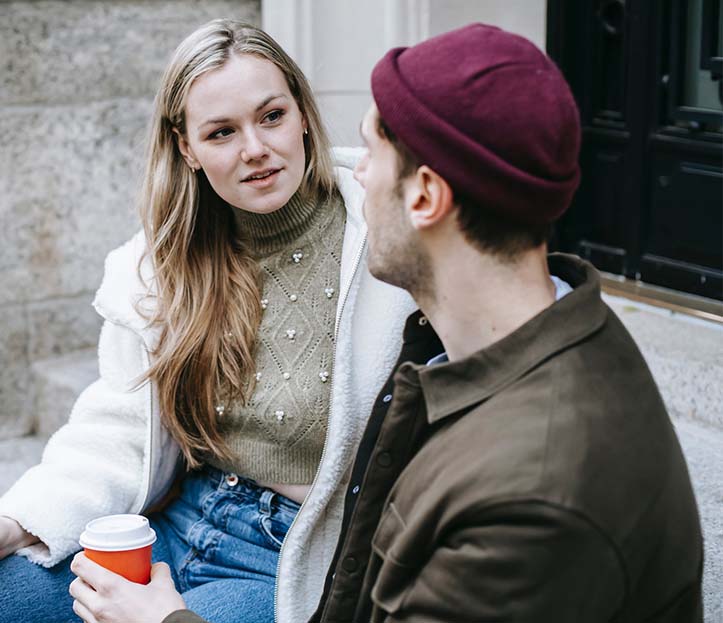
[0,467,300,623]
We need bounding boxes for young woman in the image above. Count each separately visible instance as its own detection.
[0,19,415,623]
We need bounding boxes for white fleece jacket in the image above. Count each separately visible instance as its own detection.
[0,148,416,623]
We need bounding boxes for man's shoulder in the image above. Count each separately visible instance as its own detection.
[393,324,683,520]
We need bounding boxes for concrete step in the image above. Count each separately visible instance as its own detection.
[603,294,723,430]
[30,348,97,437]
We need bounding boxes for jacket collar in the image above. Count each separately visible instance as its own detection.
[92,148,367,347]
[398,254,608,424]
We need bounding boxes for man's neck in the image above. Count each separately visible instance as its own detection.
[418,243,555,362]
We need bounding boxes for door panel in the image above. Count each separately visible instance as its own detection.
[548,0,723,300]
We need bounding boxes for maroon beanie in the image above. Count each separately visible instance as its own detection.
[371,23,581,225]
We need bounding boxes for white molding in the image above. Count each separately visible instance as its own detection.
[384,0,431,48]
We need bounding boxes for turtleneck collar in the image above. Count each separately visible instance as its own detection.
[234,191,320,257]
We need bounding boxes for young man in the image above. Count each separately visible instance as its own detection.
[153,23,701,623]
[309,23,703,622]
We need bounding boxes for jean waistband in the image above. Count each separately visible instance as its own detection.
[199,465,301,513]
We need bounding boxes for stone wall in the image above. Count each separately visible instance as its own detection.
[0,0,260,439]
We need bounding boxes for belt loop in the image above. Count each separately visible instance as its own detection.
[259,489,275,515]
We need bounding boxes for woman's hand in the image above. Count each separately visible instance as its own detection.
[69,552,187,623]
[0,515,39,559]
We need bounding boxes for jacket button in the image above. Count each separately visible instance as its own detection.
[342,556,358,572]
[377,451,393,467]
[382,393,393,403]
[418,315,428,326]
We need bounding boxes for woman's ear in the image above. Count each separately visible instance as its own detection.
[172,127,199,171]
[407,165,455,231]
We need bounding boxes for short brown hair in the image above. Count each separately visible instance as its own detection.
[376,115,552,261]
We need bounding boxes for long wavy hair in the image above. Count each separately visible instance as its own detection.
[137,19,335,469]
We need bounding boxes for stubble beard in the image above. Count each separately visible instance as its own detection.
[367,185,435,305]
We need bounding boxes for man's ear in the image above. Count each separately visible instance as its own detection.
[406,165,455,230]
[172,127,199,170]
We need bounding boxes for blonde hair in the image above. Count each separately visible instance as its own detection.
[137,19,335,469]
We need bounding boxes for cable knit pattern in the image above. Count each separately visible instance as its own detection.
[207,192,346,484]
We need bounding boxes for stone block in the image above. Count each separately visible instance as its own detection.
[0,0,260,106]
[0,99,147,306]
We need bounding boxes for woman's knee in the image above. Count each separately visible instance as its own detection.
[182,578,275,623]
[0,552,77,622]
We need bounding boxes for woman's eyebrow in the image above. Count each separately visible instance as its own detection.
[255,93,288,111]
[198,94,289,130]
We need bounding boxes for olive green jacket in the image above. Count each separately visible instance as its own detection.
[314,254,702,623]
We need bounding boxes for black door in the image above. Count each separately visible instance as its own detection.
[547,0,723,300]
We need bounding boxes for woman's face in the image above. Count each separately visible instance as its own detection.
[177,53,307,214]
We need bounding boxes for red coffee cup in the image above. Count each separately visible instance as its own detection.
[79,514,157,584]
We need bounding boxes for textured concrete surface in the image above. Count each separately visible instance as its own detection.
[604,294,723,428]
[0,0,260,439]
[0,100,150,306]
[0,1,261,106]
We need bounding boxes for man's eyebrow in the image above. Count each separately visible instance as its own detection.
[198,94,288,130]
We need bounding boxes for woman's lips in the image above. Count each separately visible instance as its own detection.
[241,168,281,188]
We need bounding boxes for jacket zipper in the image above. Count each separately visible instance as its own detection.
[273,231,367,623]
[133,342,155,513]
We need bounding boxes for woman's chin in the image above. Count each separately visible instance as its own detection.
[228,186,298,216]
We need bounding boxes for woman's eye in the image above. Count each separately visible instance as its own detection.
[209,127,234,140]
[264,110,284,123]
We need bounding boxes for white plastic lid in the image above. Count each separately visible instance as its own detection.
[79,514,157,552]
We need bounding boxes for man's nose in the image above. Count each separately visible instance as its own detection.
[353,158,367,188]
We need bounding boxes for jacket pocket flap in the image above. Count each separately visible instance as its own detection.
[371,502,406,558]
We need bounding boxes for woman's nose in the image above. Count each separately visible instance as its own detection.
[241,129,268,161]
